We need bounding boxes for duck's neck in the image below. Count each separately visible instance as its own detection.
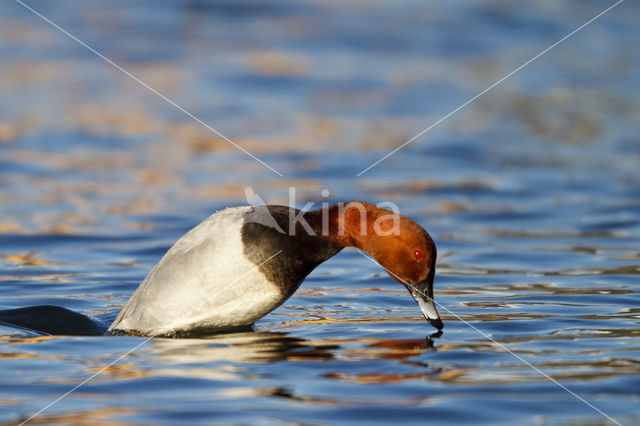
[304,204,345,246]
[303,202,384,253]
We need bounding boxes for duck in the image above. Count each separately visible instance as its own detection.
[106,201,443,337]
[0,201,442,337]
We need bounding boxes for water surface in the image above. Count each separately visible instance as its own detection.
[0,1,639,424]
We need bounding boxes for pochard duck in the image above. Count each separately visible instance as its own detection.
[107,201,442,337]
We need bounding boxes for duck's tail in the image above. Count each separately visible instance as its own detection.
[0,305,107,336]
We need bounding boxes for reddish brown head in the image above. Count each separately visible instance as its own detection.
[310,201,442,330]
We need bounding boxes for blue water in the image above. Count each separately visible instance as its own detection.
[1,1,639,424]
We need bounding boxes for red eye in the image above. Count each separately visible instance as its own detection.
[414,250,422,259]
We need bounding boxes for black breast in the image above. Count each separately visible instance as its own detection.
[241,205,342,298]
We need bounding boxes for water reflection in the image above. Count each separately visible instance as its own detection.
[139,330,451,389]
[12,407,135,426]
[148,331,337,365]
[147,330,442,365]
[215,386,343,406]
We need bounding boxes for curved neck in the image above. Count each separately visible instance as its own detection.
[303,202,392,253]
[303,203,351,248]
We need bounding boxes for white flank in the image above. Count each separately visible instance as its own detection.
[108,206,283,335]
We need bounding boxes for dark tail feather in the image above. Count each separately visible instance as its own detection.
[0,305,107,336]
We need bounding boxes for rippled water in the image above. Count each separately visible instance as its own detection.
[1,1,639,424]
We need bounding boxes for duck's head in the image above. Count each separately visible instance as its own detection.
[339,202,443,330]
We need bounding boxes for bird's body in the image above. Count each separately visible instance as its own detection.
[108,205,342,336]
[109,207,282,335]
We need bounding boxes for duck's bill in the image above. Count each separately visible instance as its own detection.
[406,275,443,330]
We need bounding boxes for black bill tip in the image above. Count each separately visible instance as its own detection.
[428,317,444,330]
